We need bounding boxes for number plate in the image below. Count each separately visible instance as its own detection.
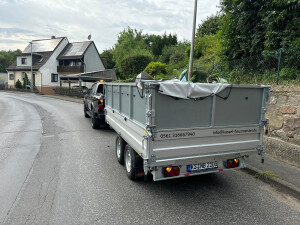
[187,161,218,172]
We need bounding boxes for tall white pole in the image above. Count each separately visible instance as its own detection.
[30,42,33,91]
[188,0,198,81]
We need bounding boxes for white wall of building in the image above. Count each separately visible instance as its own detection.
[6,71,41,88]
[84,43,105,72]
[40,38,69,87]
[16,56,31,67]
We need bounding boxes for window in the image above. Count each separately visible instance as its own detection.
[21,58,27,65]
[97,84,103,94]
[51,73,58,82]
[9,74,14,80]
[91,84,97,94]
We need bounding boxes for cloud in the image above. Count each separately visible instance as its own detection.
[0,0,220,51]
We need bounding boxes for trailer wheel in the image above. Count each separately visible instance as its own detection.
[116,135,126,164]
[124,144,138,180]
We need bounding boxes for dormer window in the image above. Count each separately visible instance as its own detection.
[21,58,27,65]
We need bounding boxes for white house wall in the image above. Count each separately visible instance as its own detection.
[16,56,31,67]
[84,43,105,72]
[7,71,41,88]
[40,37,69,87]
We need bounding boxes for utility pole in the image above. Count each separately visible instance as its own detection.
[188,0,198,81]
[30,41,33,92]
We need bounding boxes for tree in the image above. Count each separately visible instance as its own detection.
[15,79,22,89]
[144,32,178,57]
[196,14,222,38]
[160,42,189,64]
[194,34,223,63]
[219,0,300,60]
[22,73,30,89]
[0,49,22,72]
[120,53,153,78]
[262,0,300,51]
[144,62,167,77]
[112,27,153,76]
[100,49,115,69]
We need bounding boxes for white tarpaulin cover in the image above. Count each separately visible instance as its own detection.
[158,80,230,99]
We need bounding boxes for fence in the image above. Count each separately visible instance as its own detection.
[210,47,300,85]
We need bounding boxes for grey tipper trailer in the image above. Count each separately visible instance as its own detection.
[105,81,270,181]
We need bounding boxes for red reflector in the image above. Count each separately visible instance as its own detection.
[218,169,223,172]
[98,104,104,110]
[163,167,180,177]
[136,172,145,177]
[225,159,239,168]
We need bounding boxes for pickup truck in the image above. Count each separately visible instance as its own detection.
[104,80,270,181]
[83,81,106,129]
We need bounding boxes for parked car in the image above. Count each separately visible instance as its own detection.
[83,81,105,129]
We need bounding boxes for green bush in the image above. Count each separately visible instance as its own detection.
[192,71,209,83]
[279,67,299,80]
[120,54,153,79]
[15,79,22,89]
[144,61,167,77]
[153,74,168,80]
[22,73,30,89]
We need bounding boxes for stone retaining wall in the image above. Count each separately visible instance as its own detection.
[53,87,84,98]
[265,85,300,167]
[266,85,300,145]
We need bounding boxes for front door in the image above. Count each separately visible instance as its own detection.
[33,73,36,86]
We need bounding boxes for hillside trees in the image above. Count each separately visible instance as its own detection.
[112,27,153,79]
[0,49,22,72]
[100,49,115,69]
[219,0,300,59]
[144,32,178,57]
[196,14,222,37]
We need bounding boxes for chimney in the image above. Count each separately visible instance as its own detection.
[51,36,56,39]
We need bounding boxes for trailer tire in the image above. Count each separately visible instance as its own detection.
[116,135,126,164]
[124,144,138,180]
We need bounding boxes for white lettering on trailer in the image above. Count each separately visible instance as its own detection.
[155,127,259,140]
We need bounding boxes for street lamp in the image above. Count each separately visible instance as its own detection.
[29,41,33,92]
[188,0,198,81]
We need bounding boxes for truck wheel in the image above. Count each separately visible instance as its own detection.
[124,144,138,180]
[84,104,89,118]
[116,135,126,164]
[91,113,100,129]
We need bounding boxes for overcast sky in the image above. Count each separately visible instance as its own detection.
[0,0,220,53]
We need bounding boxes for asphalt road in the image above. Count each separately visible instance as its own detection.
[0,92,300,225]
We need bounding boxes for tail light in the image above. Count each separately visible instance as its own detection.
[225,159,239,168]
[98,98,104,110]
[163,166,180,177]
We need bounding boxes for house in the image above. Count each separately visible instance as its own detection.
[6,36,106,95]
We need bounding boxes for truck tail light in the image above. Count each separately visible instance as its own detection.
[98,98,104,110]
[225,159,239,168]
[163,166,180,177]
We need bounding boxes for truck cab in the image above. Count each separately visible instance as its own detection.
[83,81,105,129]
